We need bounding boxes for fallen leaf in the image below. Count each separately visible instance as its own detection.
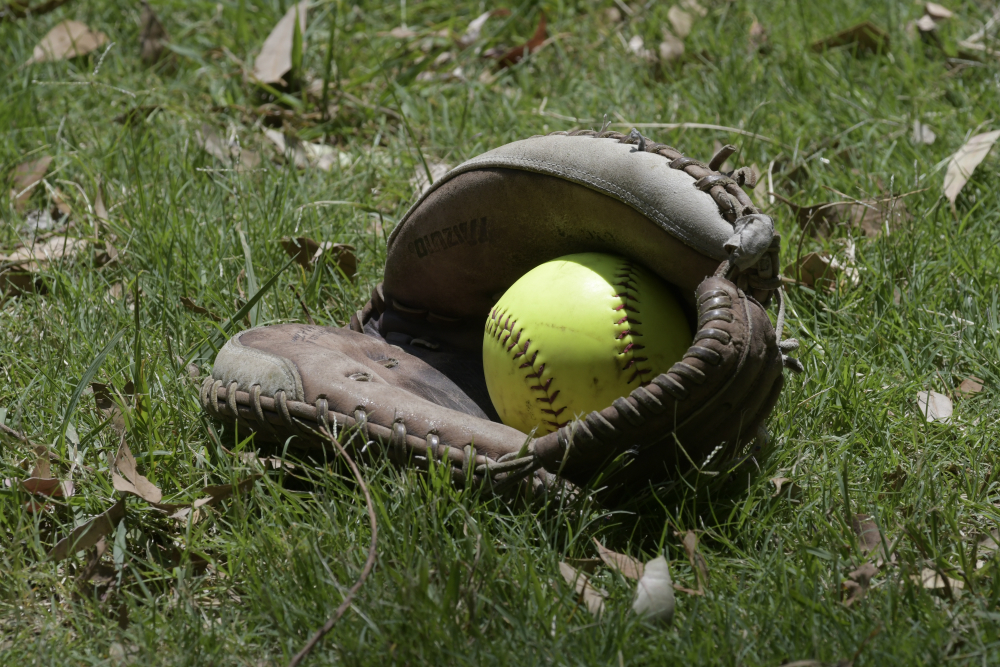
[26,20,109,64]
[252,1,309,85]
[681,0,707,17]
[410,161,451,197]
[956,376,984,398]
[777,195,909,238]
[912,120,936,145]
[659,28,685,62]
[493,12,546,68]
[387,26,417,39]
[1,236,89,294]
[280,236,357,278]
[168,475,262,521]
[559,561,607,616]
[180,296,222,322]
[917,390,953,423]
[263,129,336,171]
[112,438,163,504]
[49,498,126,561]
[10,155,52,211]
[632,556,675,623]
[925,2,953,21]
[678,530,709,590]
[771,476,791,496]
[912,567,964,591]
[811,21,889,54]
[943,130,1000,204]
[593,538,644,580]
[667,6,693,39]
[916,15,937,33]
[458,9,510,48]
[851,514,882,556]
[562,557,601,573]
[21,445,73,499]
[785,252,859,291]
[843,562,878,606]
[139,1,170,64]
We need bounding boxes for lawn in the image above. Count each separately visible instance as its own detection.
[3,0,1000,665]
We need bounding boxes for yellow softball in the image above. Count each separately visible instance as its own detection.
[483,252,691,436]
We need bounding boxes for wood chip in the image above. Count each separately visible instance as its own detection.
[26,20,108,64]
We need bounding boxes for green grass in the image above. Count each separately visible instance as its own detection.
[3,0,1000,664]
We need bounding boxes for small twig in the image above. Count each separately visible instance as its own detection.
[0,422,30,443]
[287,427,377,667]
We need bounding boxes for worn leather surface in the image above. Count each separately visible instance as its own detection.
[207,132,788,494]
[225,325,528,460]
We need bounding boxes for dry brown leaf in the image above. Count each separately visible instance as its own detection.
[26,20,109,64]
[779,196,909,239]
[925,2,953,21]
[49,498,126,561]
[180,296,222,322]
[280,236,357,277]
[458,9,510,48]
[956,376,984,398]
[252,0,309,85]
[917,390,953,423]
[912,567,964,592]
[112,438,163,504]
[263,129,335,171]
[169,475,262,521]
[410,162,451,197]
[659,28,685,63]
[562,557,601,574]
[677,530,709,591]
[785,253,840,291]
[912,120,936,145]
[10,155,52,211]
[593,538,644,580]
[667,6,693,39]
[851,514,882,556]
[493,12,547,68]
[943,130,1000,204]
[811,21,889,54]
[0,236,89,295]
[843,562,878,607]
[139,1,170,65]
[558,561,607,616]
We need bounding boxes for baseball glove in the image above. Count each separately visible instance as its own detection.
[201,130,801,498]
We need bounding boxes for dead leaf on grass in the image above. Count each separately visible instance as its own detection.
[912,567,964,592]
[559,561,607,616]
[843,562,878,606]
[10,155,52,211]
[492,12,546,68]
[777,195,909,238]
[410,161,451,197]
[49,498,126,561]
[252,0,309,85]
[458,9,510,48]
[139,1,170,65]
[749,19,768,51]
[917,390,953,423]
[784,252,852,291]
[811,21,889,54]
[280,236,356,277]
[659,28,685,63]
[1,236,89,294]
[678,530,709,590]
[915,14,938,34]
[112,438,163,504]
[851,514,882,557]
[263,129,336,171]
[925,2,953,21]
[668,6,693,39]
[180,296,222,322]
[912,120,936,145]
[943,130,1000,204]
[562,557,601,574]
[26,20,109,64]
[168,475,262,522]
[770,476,801,499]
[956,376,984,398]
[632,555,675,623]
[593,538,644,580]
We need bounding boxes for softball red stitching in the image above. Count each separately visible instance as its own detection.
[614,262,654,384]
[486,306,569,433]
